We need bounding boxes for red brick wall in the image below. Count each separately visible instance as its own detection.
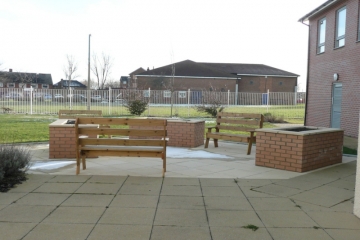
[256,130,344,172]
[49,127,76,159]
[307,0,360,137]
[238,76,297,93]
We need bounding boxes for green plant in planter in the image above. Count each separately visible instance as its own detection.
[0,144,31,192]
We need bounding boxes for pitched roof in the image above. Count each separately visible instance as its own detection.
[136,60,298,78]
[53,80,86,88]
[0,71,53,84]
[129,67,146,75]
[298,0,340,22]
[201,62,299,77]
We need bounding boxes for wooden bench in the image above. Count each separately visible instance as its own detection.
[75,117,168,176]
[59,109,102,119]
[205,112,264,155]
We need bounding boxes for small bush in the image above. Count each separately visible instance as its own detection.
[125,100,148,116]
[0,144,31,192]
[196,105,224,118]
[263,113,287,123]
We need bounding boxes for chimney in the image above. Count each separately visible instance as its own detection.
[9,69,12,72]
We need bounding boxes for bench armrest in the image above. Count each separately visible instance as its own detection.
[207,126,217,132]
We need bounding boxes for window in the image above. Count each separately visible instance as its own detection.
[163,91,171,98]
[318,18,326,53]
[7,83,15,88]
[178,91,186,98]
[31,84,38,88]
[42,84,49,89]
[335,6,346,48]
[19,83,26,88]
[0,82,3,87]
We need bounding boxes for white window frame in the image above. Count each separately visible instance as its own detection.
[335,6,346,48]
[42,84,49,89]
[19,83,27,88]
[317,18,326,53]
[178,91,187,98]
[31,84,38,89]
[0,82,3,87]
[7,83,15,88]
[163,91,171,98]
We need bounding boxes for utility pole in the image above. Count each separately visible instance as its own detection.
[87,34,91,110]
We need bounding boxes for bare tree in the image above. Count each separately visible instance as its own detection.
[91,53,113,89]
[63,55,80,80]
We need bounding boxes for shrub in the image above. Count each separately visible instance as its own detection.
[263,113,287,123]
[0,144,31,191]
[196,105,224,118]
[125,100,148,116]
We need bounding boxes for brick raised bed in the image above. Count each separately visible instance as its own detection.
[255,127,344,172]
[131,119,205,148]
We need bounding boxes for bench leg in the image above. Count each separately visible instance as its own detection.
[247,133,254,155]
[76,157,80,175]
[162,153,166,177]
[82,155,86,170]
[205,137,210,148]
[214,139,218,148]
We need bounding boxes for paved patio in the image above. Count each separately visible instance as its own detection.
[0,140,359,239]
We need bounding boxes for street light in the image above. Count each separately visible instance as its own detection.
[87,34,91,110]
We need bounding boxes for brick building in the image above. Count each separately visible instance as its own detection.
[134,60,299,93]
[299,0,360,137]
[0,69,53,89]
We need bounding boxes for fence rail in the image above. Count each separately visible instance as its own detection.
[0,88,306,119]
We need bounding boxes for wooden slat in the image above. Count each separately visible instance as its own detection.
[79,128,166,137]
[217,125,255,132]
[77,117,167,126]
[81,150,163,158]
[79,138,166,147]
[217,118,261,125]
[217,112,262,118]
[206,132,248,142]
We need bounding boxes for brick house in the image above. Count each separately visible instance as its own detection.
[134,60,299,93]
[0,69,53,89]
[299,0,360,138]
[53,79,87,89]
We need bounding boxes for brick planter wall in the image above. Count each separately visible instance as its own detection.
[255,127,344,172]
[131,119,205,148]
[49,119,98,159]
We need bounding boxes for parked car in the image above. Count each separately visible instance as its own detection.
[67,94,86,102]
[91,95,102,102]
[5,92,23,100]
[54,94,64,101]
[43,93,52,101]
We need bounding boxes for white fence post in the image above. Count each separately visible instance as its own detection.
[227,90,230,106]
[109,87,112,115]
[188,89,190,117]
[148,88,150,116]
[30,86,33,115]
[267,89,270,113]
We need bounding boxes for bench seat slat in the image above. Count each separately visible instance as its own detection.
[79,128,166,137]
[79,138,166,146]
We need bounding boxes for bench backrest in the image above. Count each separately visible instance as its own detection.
[59,110,102,119]
[75,117,167,148]
[215,112,264,132]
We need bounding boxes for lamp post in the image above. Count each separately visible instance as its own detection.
[87,34,91,110]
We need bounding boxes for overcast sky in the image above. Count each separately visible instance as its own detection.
[0,0,325,91]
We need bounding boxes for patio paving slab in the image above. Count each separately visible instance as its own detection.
[0,222,37,240]
[325,229,360,240]
[87,224,152,240]
[204,196,253,210]
[267,227,333,240]
[15,193,71,206]
[75,182,121,194]
[118,184,161,195]
[248,197,301,211]
[256,210,318,228]
[154,208,208,227]
[109,194,159,208]
[306,211,360,229]
[22,223,94,240]
[61,194,114,207]
[210,227,272,240]
[33,182,83,193]
[161,185,202,196]
[0,192,27,204]
[207,210,264,227]
[151,226,211,240]
[99,207,156,225]
[43,206,105,224]
[0,205,56,223]
[201,186,246,197]
[158,196,205,210]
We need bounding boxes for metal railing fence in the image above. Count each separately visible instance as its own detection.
[0,88,306,119]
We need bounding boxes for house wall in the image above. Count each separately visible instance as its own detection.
[307,0,360,137]
[238,76,297,93]
[136,75,297,93]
